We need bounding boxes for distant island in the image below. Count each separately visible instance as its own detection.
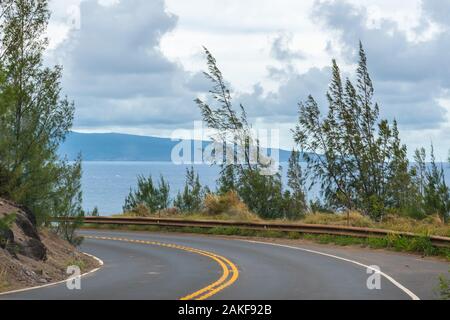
[59,132,293,162]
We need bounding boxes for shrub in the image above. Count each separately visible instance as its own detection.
[0,213,16,249]
[380,214,449,237]
[407,236,436,256]
[125,203,151,217]
[158,208,181,217]
[0,213,16,231]
[66,258,86,271]
[174,167,206,214]
[0,267,8,290]
[203,191,257,220]
[91,206,99,217]
[439,270,450,300]
[302,211,374,228]
[204,191,240,215]
[287,232,301,240]
[123,175,170,214]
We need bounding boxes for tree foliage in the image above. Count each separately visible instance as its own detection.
[51,157,84,245]
[285,150,307,219]
[123,175,170,214]
[410,146,450,222]
[174,167,206,213]
[294,43,411,220]
[0,0,78,225]
[0,212,16,248]
[423,146,449,222]
[196,47,307,219]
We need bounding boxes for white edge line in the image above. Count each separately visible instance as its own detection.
[0,252,104,297]
[241,239,421,301]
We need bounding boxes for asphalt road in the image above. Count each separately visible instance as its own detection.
[1,230,449,300]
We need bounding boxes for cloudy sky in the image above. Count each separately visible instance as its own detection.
[45,0,450,159]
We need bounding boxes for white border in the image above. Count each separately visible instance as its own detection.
[242,240,420,300]
[0,252,104,297]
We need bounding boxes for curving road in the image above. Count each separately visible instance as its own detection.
[1,230,449,300]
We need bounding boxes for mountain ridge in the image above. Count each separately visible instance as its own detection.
[59,132,293,162]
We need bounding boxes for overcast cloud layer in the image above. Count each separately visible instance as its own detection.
[47,0,450,159]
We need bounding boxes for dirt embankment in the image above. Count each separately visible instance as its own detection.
[0,199,100,293]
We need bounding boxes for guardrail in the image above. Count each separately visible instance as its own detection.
[54,216,450,247]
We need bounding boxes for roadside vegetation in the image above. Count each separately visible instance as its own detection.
[65,258,86,272]
[0,1,448,254]
[301,212,450,237]
[117,44,449,244]
[439,270,450,300]
[0,267,8,291]
[0,0,82,244]
[0,213,16,248]
[106,44,450,261]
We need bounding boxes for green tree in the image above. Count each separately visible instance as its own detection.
[51,157,84,245]
[174,167,205,213]
[0,213,16,249]
[238,168,285,219]
[0,0,76,224]
[217,164,236,195]
[385,121,413,210]
[91,206,99,217]
[123,175,170,214]
[294,43,411,220]
[284,150,307,218]
[195,47,289,219]
[423,145,450,222]
[412,148,427,197]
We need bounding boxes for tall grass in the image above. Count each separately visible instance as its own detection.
[114,203,450,237]
[65,259,86,271]
[119,191,260,222]
[300,211,450,237]
[0,268,8,290]
[439,271,450,300]
[301,212,374,227]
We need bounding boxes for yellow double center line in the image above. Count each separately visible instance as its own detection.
[85,236,239,300]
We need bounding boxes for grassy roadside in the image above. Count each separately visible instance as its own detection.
[115,211,450,237]
[81,223,450,261]
[0,267,8,291]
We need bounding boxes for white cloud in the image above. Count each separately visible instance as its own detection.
[46,0,450,159]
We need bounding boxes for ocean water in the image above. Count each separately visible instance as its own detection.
[81,161,450,215]
[82,162,220,214]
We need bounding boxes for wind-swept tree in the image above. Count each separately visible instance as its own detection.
[423,146,450,222]
[195,47,289,219]
[0,0,79,227]
[412,148,427,198]
[294,43,411,220]
[284,150,307,218]
[195,47,258,174]
[410,146,450,221]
